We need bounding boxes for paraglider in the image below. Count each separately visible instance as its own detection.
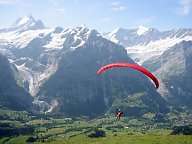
[97,62,159,89]
[116,109,123,121]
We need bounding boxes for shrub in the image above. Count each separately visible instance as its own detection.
[171,125,192,135]
[26,136,37,142]
[88,129,106,138]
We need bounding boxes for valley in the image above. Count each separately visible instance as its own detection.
[0,14,192,143]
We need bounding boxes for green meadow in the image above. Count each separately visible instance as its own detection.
[0,109,192,144]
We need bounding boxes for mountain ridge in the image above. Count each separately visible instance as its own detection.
[37,30,168,116]
[1,14,45,33]
[0,14,191,115]
[105,27,192,65]
[106,27,192,110]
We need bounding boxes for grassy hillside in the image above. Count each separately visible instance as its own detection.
[0,109,192,144]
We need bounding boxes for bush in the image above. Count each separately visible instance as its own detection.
[171,125,192,135]
[153,113,168,123]
[106,124,124,130]
[26,136,37,142]
[88,129,106,138]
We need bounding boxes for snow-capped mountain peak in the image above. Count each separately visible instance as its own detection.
[62,25,94,51]
[105,27,192,65]
[136,25,149,36]
[6,14,45,32]
[104,28,122,44]
[80,24,87,28]
[13,14,35,27]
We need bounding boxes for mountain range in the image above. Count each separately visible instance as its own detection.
[105,26,192,111]
[0,15,191,116]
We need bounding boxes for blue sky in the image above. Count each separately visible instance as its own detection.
[0,0,191,32]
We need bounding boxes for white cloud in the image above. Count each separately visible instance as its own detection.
[48,0,66,14]
[0,0,23,5]
[110,6,126,11]
[109,1,126,11]
[101,17,111,22]
[48,0,59,6]
[110,1,120,6]
[177,0,192,15]
[56,8,65,13]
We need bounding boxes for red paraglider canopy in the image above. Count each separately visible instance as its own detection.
[97,62,159,89]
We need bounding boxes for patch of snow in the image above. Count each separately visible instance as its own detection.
[0,29,53,49]
[105,28,120,43]
[17,16,32,26]
[0,48,11,56]
[80,24,86,28]
[126,36,192,64]
[45,100,59,113]
[136,25,149,36]
[33,97,51,113]
[69,26,92,50]
[43,32,66,49]
[15,63,34,93]
[14,52,59,96]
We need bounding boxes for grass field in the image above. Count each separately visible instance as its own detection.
[0,109,192,144]
[2,133,192,144]
[47,135,192,144]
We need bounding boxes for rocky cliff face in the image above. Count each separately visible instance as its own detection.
[38,30,168,116]
[105,27,192,110]
[145,41,192,109]
[0,54,33,110]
